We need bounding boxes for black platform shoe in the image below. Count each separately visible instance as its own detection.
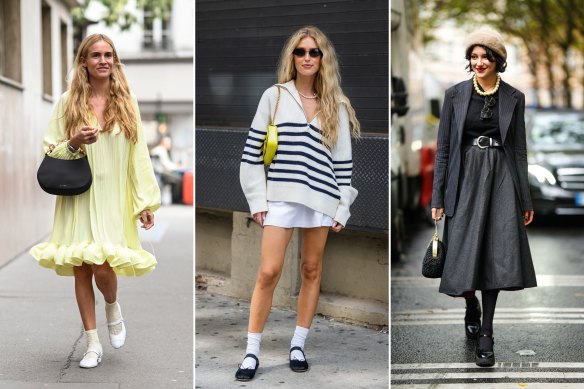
[465,298,481,339]
[289,346,309,372]
[475,334,495,367]
[235,353,259,381]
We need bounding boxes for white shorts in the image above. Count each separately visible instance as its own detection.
[263,201,334,228]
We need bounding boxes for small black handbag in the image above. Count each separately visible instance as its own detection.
[421,220,446,278]
[37,146,92,196]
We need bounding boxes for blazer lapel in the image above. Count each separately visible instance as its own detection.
[454,79,472,145]
[498,81,517,143]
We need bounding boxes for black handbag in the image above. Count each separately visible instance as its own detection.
[37,146,92,196]
[422,220,446,278]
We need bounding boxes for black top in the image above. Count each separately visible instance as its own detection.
[464,89,501,141]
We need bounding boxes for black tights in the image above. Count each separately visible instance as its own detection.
[480,289,499,336]
[479,290,499,351]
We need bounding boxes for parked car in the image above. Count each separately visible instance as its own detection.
[526,110,584,216]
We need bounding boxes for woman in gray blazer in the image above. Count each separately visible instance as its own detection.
[431,27,537,367]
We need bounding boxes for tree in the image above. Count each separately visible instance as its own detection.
[72,0,172,51]
[419,0,584,108]
[73,0,172,30]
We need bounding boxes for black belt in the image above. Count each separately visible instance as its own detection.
[464,136,503,148]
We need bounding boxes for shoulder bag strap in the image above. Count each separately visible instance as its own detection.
[270,85,281,126]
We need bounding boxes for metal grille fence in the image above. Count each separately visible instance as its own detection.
[195,128,388,231]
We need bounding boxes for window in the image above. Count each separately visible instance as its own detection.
[160,14,170,50]
[60,21,67,92]
[0,0,22,83]
[41,2,52,96]
[142,5,172,50]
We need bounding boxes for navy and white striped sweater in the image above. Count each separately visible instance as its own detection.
[240,80,357,226]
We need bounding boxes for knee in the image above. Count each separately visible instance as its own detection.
[92,264,114,282]
[74,264,94,281]
[300,261,322,283]
[257,266,281,288]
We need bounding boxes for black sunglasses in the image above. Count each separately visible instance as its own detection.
[292,48,323,58]
[480,95,496,120]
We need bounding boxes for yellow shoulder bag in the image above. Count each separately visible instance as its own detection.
[262,85,280,165]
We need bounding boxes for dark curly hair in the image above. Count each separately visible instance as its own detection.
[465,44,507,73]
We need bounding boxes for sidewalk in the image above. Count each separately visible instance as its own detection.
[0,205,193,389]
[195,288,389,389]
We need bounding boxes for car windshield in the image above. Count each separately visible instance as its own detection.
[530,113,584,146]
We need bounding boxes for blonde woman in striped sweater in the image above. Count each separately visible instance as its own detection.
[236,25,360,381]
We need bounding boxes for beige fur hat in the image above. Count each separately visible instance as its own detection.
[465,27,507,61]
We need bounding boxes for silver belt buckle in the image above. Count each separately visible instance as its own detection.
[477,136,491,149]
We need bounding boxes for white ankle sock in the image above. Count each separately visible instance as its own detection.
[241,332,262,369]
[290,326,309,361]
[80,329,103,368]
[85,329,102,351]
[105,300,123,335]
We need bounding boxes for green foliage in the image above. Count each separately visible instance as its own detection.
[419,0,584,108]
[73,0,172,31]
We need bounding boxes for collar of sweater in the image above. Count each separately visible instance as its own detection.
[277,80,306,108]
[277,80,322,123]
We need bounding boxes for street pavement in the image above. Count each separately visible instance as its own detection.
[391,215,584,388]
[195,289,389,388]
[0,205,193,389]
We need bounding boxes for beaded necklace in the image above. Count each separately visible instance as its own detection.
[473,74,501,96]
[298,90,318,99]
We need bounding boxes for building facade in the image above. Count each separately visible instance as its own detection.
[0,0,76,267]
[195,0,389,325]
[85,0,194,166]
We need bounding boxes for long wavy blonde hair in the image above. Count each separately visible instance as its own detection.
[65,34,138,143]
[277,26,360,148]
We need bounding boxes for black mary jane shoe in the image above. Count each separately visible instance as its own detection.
[235,353,259,381]
[465,298,482,339]
[289,346,309,372]
[475,334,495,367]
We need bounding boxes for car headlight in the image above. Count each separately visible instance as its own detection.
[528,164,557,185]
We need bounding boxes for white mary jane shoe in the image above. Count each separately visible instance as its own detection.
[106,301,127,349]
[79,347,103,368]
[108,318,126,349]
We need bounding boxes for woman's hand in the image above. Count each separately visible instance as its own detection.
[253,211,267,227]
[331,220,344,232]
[69,126,99,149]
[523,210,534,226]
[140,209,155,230]
[432,207,445,221]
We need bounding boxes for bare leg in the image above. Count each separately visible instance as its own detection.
[92,263,117,304]
[296,227,329,328]
[74,264,96,331]
[247,226,294,333]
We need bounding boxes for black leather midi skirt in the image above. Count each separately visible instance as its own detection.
[439,145,537,296]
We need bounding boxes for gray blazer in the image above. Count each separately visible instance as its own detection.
[431,78,533,217]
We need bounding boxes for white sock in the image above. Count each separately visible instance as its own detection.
[290,326,309,361]
[85,329,102,351]
[105,300,123,335]
[241,332,262,369]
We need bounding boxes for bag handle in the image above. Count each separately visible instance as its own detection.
[270,85,281,126]
[432,219,439,258]
[46,142,86,156]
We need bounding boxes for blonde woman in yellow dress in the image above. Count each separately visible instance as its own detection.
[30,34,160,368]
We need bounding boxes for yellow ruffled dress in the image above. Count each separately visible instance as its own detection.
[30,92,161,276]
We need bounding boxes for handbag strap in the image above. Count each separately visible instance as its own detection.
[270,85,281,126]
[432,220,439,258]
[46,141,86,156]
